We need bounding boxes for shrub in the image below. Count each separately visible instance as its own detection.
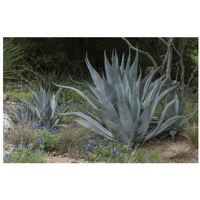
[38,128,61,152]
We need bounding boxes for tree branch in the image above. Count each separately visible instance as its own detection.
[122,37,157,67]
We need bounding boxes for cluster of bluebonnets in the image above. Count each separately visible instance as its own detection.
[4,135,45,163]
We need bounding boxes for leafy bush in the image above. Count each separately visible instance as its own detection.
[58,125,93,158]
[4,143,45,163]
[86,138,163,163]
[185,122,198,149]
[37,128,61,152]
[55,50,184,145]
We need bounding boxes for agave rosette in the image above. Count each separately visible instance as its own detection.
[55,50,184,145]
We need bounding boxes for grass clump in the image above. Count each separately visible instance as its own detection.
[58,124,93,158]
[185,122,198,149]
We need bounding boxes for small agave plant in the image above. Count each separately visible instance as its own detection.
[168,93,198,140]
[12,86,67,129]
[55,50,185,146]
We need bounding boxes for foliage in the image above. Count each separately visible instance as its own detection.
[4,143,45,163]
[55,50,184,145]
[169,93,198,140]
[37,128,61,152]
[58,124,93,158]
[185,122,198,149]
[3,38,25,81]
[16,85,67,128]
[86,139,163,163]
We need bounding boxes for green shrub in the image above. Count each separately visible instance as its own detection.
[38,128,61,152]
[185,122,198,149]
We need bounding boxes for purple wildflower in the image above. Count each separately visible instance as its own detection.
[34,150,38,158]
[104,138,108,145]
[16,157,19,160]
[26,144,30,149]
[134,147,138,151]
[116,151,120,159]
[114,143,118,146]
[99,154,103,160]
[3,137,6,142]
[97,138,100,143]
[19,143,23,148]
[38,138,42,144]
[19,136,23,142]
[107,145,111,151]
[98,143,102,150]
[42,150,45,154]
[13,148,16,152]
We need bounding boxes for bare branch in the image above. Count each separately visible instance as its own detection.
[175,61,180,81]
[186,63,198,92]
[159,37,168,47]
[122,37,157,67]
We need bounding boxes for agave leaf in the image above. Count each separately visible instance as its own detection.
[53,84,98,110]
[179,108,198,127]
[62,112,115,139]
[85,55,105,93]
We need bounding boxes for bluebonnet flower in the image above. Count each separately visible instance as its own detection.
[101,133,105,137]
[114,143,118,146]
[97,138,100,143]
[13,145,17,148]
[86,144,93,152]
[38,138,42,144]
[74,121,77,128]
[34,150,38,158]
[13,148,16,152]
[104,138,108,145]
[88,140,95,147]
[99,154,103,160]
[42,138,45,142]
[98,143,102,150]
[4,101,6,105]
[16,157,19,160]
[122,142,125,146]
[5,153,8,157]
[55,135,58,137]
[134,147,138,151]
[19,143,23,148]
[38,121,42,129]
[42,150,45,154]
[88,135,90,138]
[6,156,11,162]
[19,136,23,142]
[26,144,30,149]
[7,109,9,115]
[45,126,49,131]
[116,151,120,159]
[114,149,117,155]
[107,145,111,151]
[128,144,131,148]
[3,137,6,142]
[49,136,52,139]
[3,105,6,110]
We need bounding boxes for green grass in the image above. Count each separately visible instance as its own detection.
[185,122,198,149]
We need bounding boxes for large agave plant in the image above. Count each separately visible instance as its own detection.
[55,50,184,145]
[16,86,66,129]
[168,93,198,140]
